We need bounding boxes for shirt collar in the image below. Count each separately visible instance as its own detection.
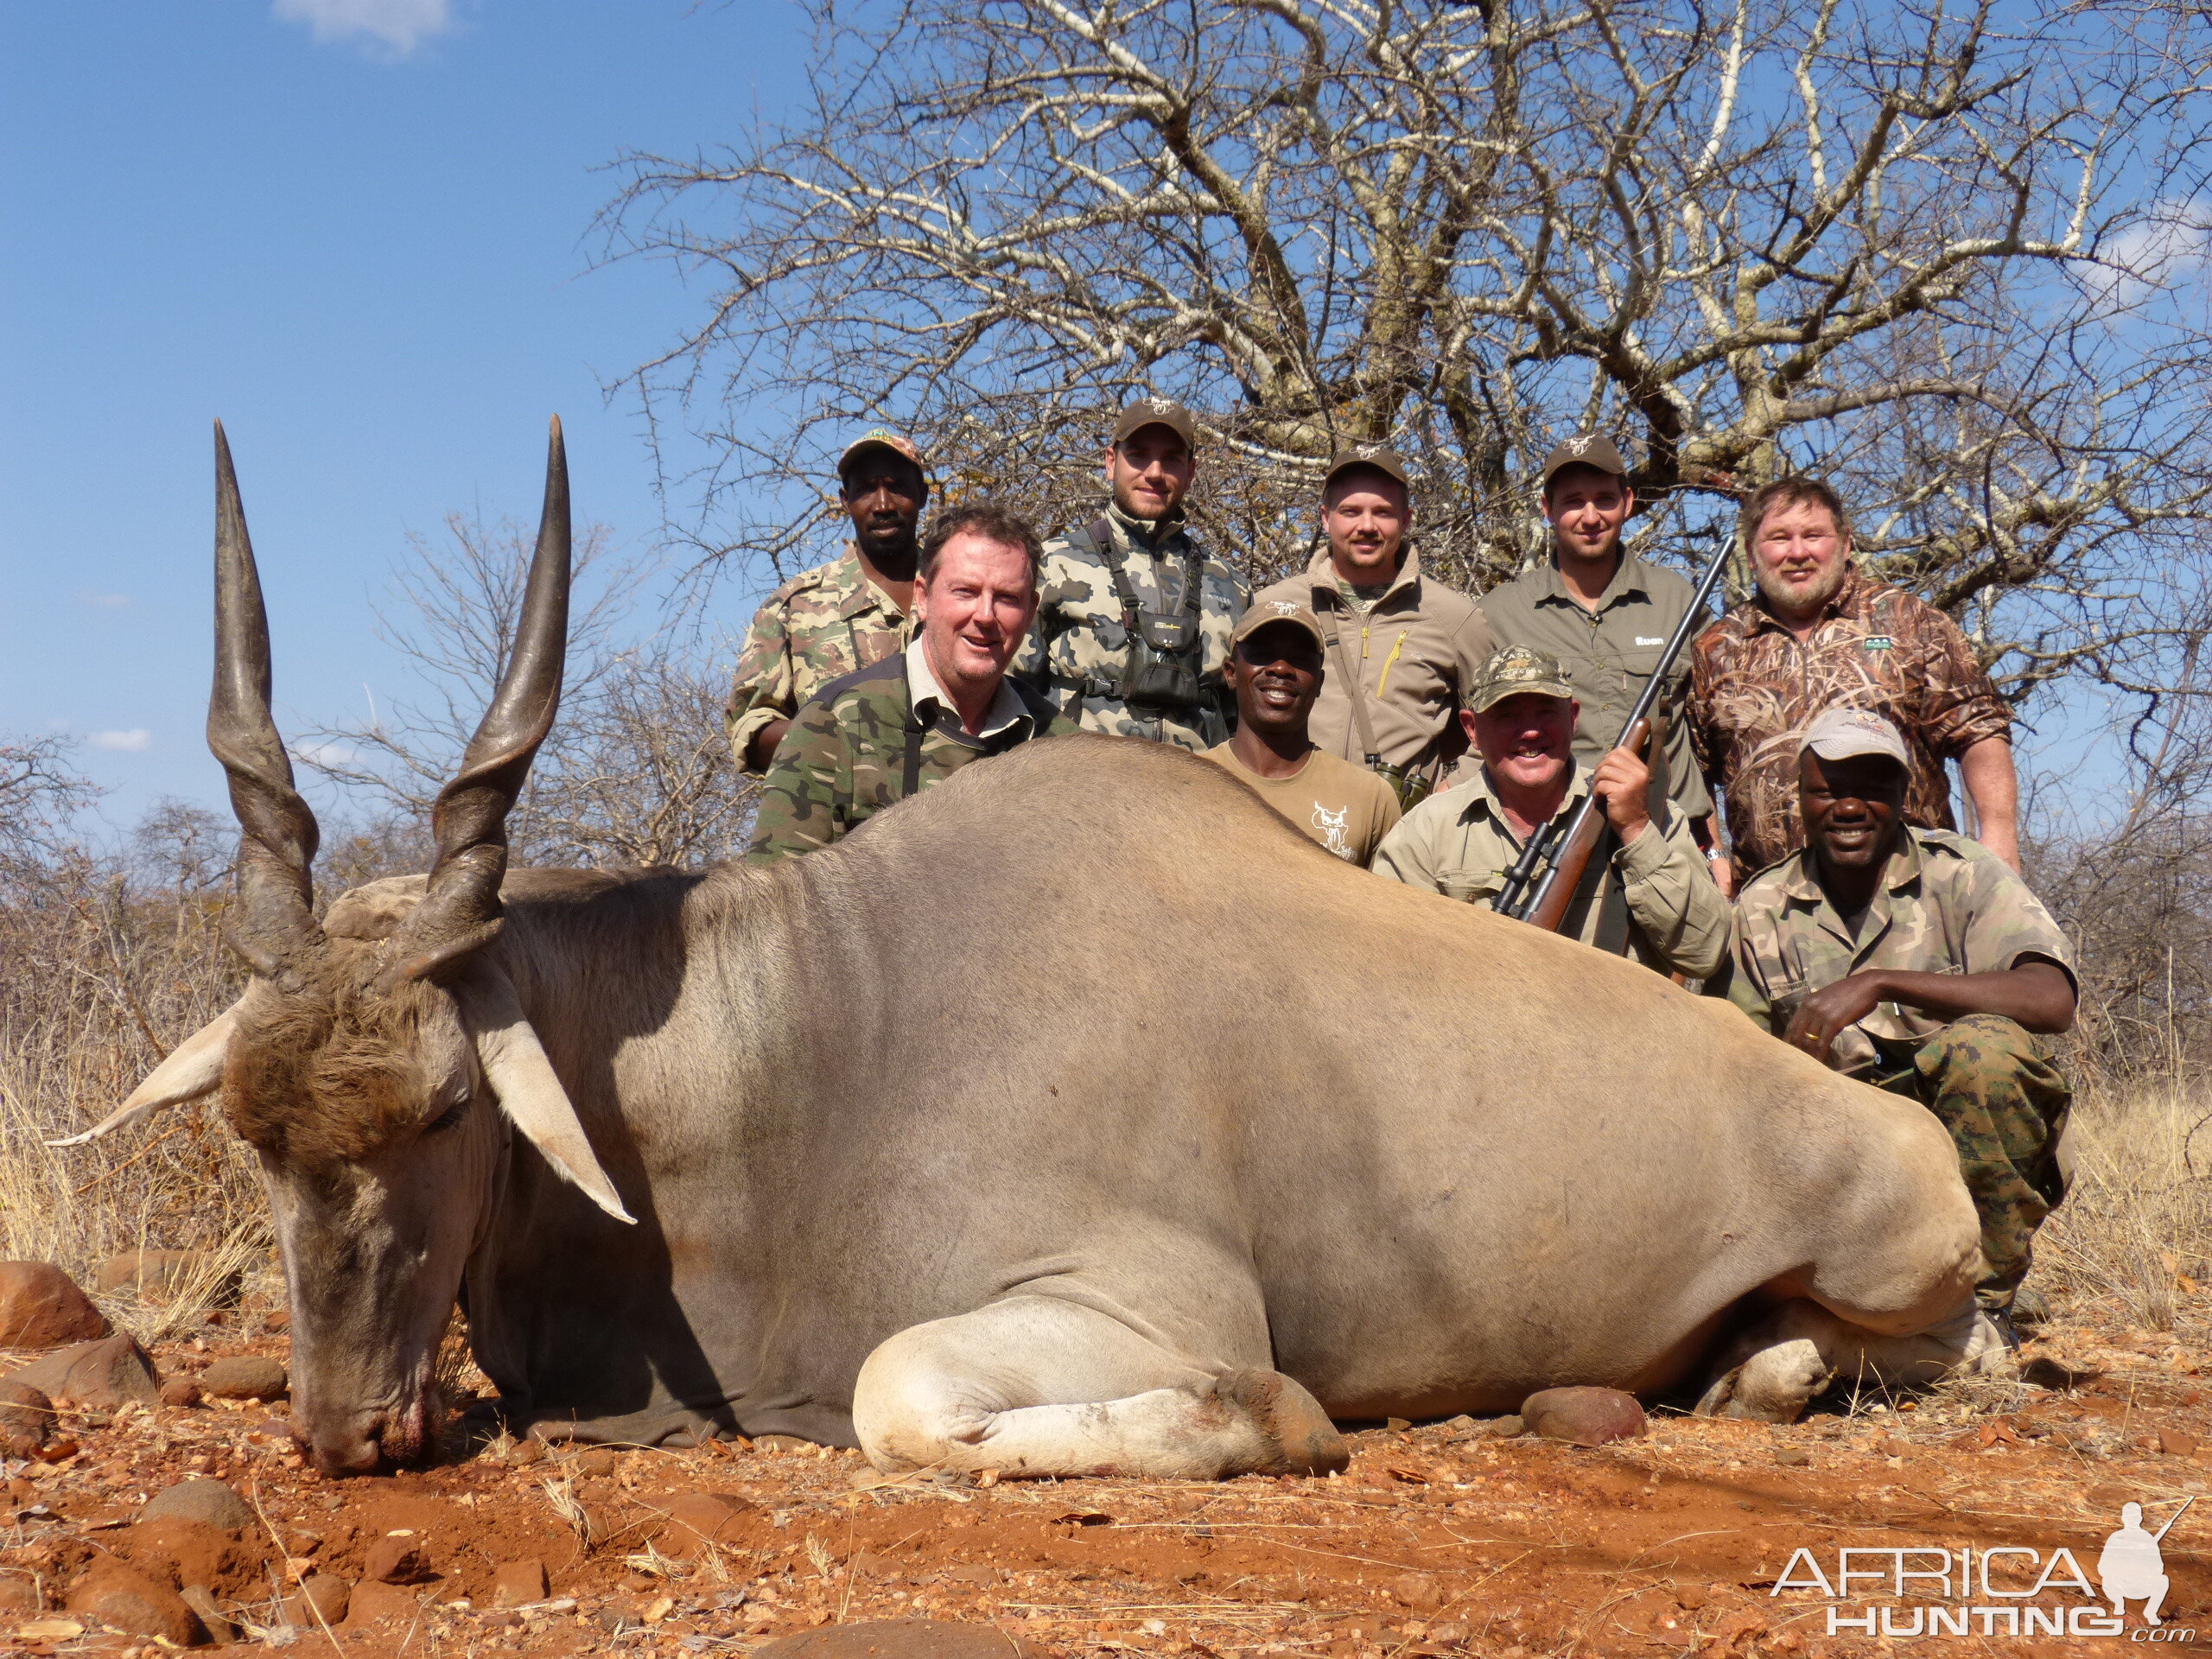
[1456,758,1592,829]
[905,638,1029,740]
[1780,826,1926,906]
[1103,499,1188,551]
[1530,552,1651,613]
[1306,542,1422,606]
[834,542,909,621]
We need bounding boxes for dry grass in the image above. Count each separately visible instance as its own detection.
[2034,1075,2212,1334]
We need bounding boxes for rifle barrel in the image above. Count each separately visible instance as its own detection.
[1507,531,1734,926]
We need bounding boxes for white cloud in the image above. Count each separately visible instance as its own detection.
[89,729,153,753]
[272,0,453,56]
[290,739,360,768]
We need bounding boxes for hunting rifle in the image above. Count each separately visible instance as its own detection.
[1490,525,1733,925]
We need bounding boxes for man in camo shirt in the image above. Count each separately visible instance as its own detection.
[725,431,928,773]
[1014,397,1249,749]
[1725,708,2075,1327]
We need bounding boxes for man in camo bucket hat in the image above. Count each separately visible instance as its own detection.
[1722,706,2075,1336]
[1370,644,1729,978]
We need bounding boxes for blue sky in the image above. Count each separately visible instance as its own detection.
[1,0,806,828]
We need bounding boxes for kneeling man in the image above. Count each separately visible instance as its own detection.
[1201,602,1402,864]
[1372,645,1727,977]
[1726,709,2074,1321]
[747,504,1077,861]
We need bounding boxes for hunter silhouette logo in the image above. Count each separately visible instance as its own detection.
[2101,1497,2187,1624]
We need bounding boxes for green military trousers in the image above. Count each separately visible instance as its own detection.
[1874,1014,2072,1311]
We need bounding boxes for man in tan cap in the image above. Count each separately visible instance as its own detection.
[1478,434,1720,874]
[1372,645,1728,978]
[1200,601,1402,864]
[726,429,928,772]
[1249,445,1493,809]
[1016,397,1249,749]
[1726,708,2074,1330]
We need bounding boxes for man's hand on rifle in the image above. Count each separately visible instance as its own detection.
[1589,746,1653,845]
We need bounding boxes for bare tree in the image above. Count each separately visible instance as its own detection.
[301,512,757,869]
[604,0,2212,706]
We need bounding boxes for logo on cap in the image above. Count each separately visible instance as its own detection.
[1270,601,1300,615]
[1354,443,1381,459]
[1146,396,1175,414]
[1564,435,1592,456]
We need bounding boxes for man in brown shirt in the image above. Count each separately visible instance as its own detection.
[1249,446,1493,810]
[1687,476,2018,884]
[1201,601,1402,864]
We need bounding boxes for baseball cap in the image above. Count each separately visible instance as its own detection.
[1470,644,1576,714]
[1233,599,1326,655]
[1322,443,1411,492]
[1112,397,1197,448]
[1540,435,1629,484]
[837,429,926,483]
[1800,707,1910,767]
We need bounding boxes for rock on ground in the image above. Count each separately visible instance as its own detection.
[118,1516,263,1597]
[490,1559,547,1607]
[344,1580,422,1629]
[755,1621,1049,1658]
[65,1559,203,1647]
[653,1491,751,1560]
[0,1381,55,1458]
[5,1332,159,1408]
[281,1573,350,1628]
[198,1354,287,1401]
[142,1478,256,1534]
[362,1534,430,1585]
[95,1249,239,1305]
[1520,1386,1647,1446]
[0,1262,110,1350]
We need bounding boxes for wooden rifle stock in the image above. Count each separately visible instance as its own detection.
[1520,716,1650,934]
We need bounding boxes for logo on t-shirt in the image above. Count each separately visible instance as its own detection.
[1636,636,1665,646]
[1864,635,1894,651]
[1311,802,1353,859]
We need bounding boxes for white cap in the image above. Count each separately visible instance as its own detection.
[1800,707,1909,767]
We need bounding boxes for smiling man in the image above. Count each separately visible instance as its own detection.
[1725,708,2075,1325]
[1686,476,2018,884]
[746,504,1076,861]
[1478,435,1718,855]
[1200,602,1402,864]
[1250,446,1492,810]
[1371,645,1727,977]
[727,430,930,774]
[1016,397,1249,748]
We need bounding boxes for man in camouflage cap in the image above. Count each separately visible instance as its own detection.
[746,503,1077,861]
[1371,645,1728,978]
[726,429,929,773]
[1724,707,2075,1326]
[1014,397,1249,749]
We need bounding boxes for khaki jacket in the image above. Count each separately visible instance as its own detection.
[1250,549,1492,778]
[1370,762,1731,979]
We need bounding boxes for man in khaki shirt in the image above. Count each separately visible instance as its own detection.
[1477,435,1719,850]
[1201,601,1402,865]
[1372,645,1728,978]
[1250,446,1492,810]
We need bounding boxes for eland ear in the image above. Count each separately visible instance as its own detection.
[49,1005,241,1148]
[452,966,634,1225]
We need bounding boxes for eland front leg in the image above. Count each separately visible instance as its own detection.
[852,1294,1347,1480]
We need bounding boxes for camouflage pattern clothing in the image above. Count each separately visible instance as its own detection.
[1872,1015,2070,1309]
[1477,552,1715,820]
[1370,760,1732,978]
[726,543,912,773]
[745,642,1075,861]
[1685,566,2012,874]
[1726,828,2075,1073]
[1727,828,2075,1309]
[1012,504,1249,751]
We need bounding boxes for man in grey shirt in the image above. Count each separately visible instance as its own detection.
[1478,435,1723,882]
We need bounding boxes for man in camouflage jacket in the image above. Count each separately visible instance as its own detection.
[747,503,1076,861]
[1724,708,2075,1324]
[726,431,927,773]
[1014,397,1249,749]
[1686,476,2017,883]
